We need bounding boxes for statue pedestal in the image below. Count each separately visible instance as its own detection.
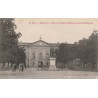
[49,58,56,70]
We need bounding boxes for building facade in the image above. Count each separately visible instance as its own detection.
[19,39,59,68]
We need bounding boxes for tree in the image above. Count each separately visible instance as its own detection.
[87,30,98,64]
[1,19,18,50]
[56,43,70,64]
[11,47,26,70]
[55,30,98,68]
[78,38,88,64]
[78,30,98,65]
[0,18,22,66]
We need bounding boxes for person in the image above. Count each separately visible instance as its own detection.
[21,64,24,71]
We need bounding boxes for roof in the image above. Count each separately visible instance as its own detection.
[30,39,51,46]
[50,43,60,47]
[18,42,31,46]
[18,40,59,47]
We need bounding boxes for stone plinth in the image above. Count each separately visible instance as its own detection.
[49,58,56,70]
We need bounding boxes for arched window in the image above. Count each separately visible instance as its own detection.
[39,52,43,60]
[46,53,49,59]
[32,53,35,60]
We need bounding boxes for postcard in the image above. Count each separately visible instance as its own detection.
[0,18,98,79]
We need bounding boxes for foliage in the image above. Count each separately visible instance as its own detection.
[0,18,23,64]
[55,30,98,65]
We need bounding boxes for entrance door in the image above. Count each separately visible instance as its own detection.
[38,52,43,68]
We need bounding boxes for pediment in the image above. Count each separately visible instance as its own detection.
[30,40,51,47]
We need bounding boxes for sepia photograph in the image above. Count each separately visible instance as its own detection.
[0,18,98,79]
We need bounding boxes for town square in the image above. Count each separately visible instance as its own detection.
[0,18,98,79]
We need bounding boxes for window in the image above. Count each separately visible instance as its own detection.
[46,53,49,59]
[32,53,35,60]
[39,52,43,60]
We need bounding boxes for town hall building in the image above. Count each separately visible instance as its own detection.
[19,38,59,68]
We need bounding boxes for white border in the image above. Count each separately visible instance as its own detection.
[0,0,98,98]
[0,0,98,18]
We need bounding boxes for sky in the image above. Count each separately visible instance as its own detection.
[15,18,98,44]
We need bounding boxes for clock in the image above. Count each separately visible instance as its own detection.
[39,42,42,45]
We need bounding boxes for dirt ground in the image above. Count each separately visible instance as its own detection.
[0,68,98,79]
